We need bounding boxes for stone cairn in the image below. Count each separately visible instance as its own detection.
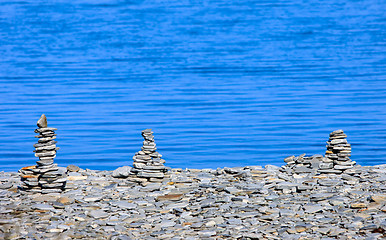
[19,114,66,193]
[325,129,355,171]
[131,129,168,181]
[283,129,355,174]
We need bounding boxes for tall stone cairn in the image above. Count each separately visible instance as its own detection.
[325,129,355,172]
[131,129,168,181]
[19,114,66,193]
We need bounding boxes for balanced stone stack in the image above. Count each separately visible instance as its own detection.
[325,129,355,172]
[283,154,330,174]
[19,114,66,193]
[283,130,355,174]
[131,129,168,181]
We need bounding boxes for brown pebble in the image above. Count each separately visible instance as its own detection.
[57,197,72,205]
[21,175,38,179]
[67,165,80,172]
[351,203,367,209]
[156,193,184,201]
[296,225,307,233]
[21,166,36,170]
[37,114,48,128]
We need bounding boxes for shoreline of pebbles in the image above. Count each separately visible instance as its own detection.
[0,162,385,239]
[0,126,385,239]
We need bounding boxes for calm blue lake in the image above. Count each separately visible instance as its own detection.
[1,0,385,172]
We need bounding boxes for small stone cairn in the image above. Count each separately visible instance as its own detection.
[325,129,355,171]
[283,129,355,174]
[131,129,168,181]
[19,114,66,193]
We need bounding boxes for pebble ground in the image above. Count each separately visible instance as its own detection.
[0,163,385,240]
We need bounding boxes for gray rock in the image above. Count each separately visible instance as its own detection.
[319,162,333,169]
[303,204,324,213]
[137,172,164,178]
[198,230,216,237]
[334,165,353,170]
[89,210,108,219]
[32,203,55,211]
[112,166,132,178]
[38,136,57,143]
[310,193,334,202]
[160,220,176,228]
[84,195,103,202]
[0,183,12,189]
[111,201,137,209]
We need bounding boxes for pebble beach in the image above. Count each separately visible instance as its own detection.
[2,1,386,239]
[0,161,385,240]
[0,119,385,239]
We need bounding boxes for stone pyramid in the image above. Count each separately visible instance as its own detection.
[325,129,355,172]
[19,114,66,193]
[283,129,355,174]
[131,129,168,181]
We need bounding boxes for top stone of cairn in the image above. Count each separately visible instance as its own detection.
[37,114,48,128]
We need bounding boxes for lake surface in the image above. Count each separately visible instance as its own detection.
[1,0,385,172]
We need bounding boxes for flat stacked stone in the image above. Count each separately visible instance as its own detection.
[283,154,336,174]
[19,114,66,193]
[131,129,168,181]
[283,130,355,175]
[324,129,355,172]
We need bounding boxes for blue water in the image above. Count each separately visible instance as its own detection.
[1,0,385,172]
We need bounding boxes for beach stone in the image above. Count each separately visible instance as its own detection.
[156,193,183,201]
[304,204,324,213]
[319,162,333,169]
[84,195,103,202]
[0,183,13,189]
[137,172,164,178]
[160,220,176,228]
[37,114,47,128]
[32,203,55,211]
[52,202,65,209]
[351,203,368,209]
[284,155,295,163]
[334,165,353,170]
[112,166,132,178]
[57,197,73,205]
[310,193,334,202]
[67,175,87,181]
[111,201,137,209]
[67,165,80,172]
[370,194,386,204]
[198,230,216,237]
[295,225,307,233]
[318,169,342,174]
[112,235,133,240]
[89,210,108,219]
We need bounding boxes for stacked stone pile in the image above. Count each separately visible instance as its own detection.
[19,114,66,193]
[131,129,168,181]
[283,130,355,174]
[283,154,334,174]
[325,129,355,171]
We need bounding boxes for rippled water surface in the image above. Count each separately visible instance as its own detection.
[1,0,385,171]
